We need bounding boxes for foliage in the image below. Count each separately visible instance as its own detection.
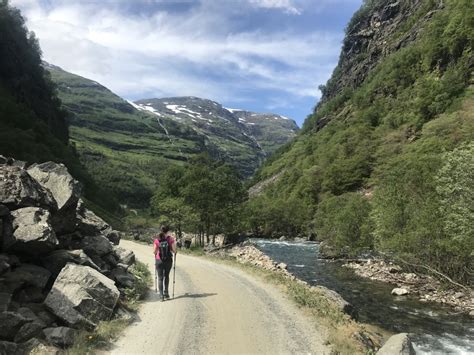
[151,154,247,244]
[244,0,474,282]
[315,193,372,254]
[124,261,152,307]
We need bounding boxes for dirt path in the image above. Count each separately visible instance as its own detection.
[111,240,329,354]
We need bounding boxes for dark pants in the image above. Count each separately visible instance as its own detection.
[155,258,173,296]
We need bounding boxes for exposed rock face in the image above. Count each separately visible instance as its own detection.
[27,162,82,211]
[6,207,58,254]
[45,263,120,329]
[376,333,415,355]
[320,0,440,105]
[0,165,57,210]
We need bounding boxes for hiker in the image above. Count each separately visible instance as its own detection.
[153,225,177,301]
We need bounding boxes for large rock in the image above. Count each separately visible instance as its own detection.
[76,202,109,236]
[0,311,28,340]
[14,322,44,343]
[0,341,17,354]
[110,267,135,288]
[104,229,121,245]
[312,285,356,317]
[0,293,12,312]
[43,249,100,276]
[43,327,77,348]
[27,162,82,211]
[44,263,120,329]
[0,165,57,210]
[3,264,51,290]
[6,208,58,254]
[0,204,9,217]
[377,333,415,355]
[113,246,135,266]
[81,235,113,257]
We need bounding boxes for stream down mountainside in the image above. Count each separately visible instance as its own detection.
[112,240,329,354]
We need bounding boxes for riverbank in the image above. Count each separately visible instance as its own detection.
[205,243,391,353]
[343,259,474,316]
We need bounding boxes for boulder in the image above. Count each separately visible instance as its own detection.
[51,207,79,236]
[0,254,10,275]
[44,263,120,329]
[377,333,415,355]
[391,287,409,296]
[7,208,58,255]
[104,229,121,245]
[16,286,46,304]
[113,246,135,266]
[102,253,118,268]
[0,341,17,354]
[81,235,113,257]
[43,327,77,348]
[0,165,57,210]
[0,204,9,217]
[0,311,28,340]
[0,293,12,312]
[17,307,43,325]
[43,249,100,276]
[312,285,356,317]
[76,204,109,236]
[14,322,44,343]
[27,162,82,211]
[4,264,51,290]
[110,267,135,288]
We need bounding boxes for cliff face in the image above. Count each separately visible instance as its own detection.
[318,0,441,105]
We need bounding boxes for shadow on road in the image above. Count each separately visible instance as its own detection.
[147,291,217,302]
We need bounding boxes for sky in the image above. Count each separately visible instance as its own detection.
[11,0,363,127]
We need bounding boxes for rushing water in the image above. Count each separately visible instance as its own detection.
[252,239,474,354]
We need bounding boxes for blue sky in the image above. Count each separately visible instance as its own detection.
[12,0,363,126]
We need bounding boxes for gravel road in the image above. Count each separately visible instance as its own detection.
[111,240,329,354]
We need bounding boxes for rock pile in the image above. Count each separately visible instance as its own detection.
[0,157,136,352]
[344,259,474,315]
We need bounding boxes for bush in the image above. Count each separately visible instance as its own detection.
[314,193,372,255]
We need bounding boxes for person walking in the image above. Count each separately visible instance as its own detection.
[153,225,177,301]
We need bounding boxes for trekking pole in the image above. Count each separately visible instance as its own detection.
[154,264,157,293]
[173,253,177,298]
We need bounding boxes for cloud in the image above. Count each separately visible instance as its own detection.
[10,0,351,122]
[248,0,301,15]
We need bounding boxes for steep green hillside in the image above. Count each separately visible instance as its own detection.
[246,0,473,283]
[48,65,204,207]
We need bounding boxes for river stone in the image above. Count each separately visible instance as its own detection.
[43,327,77,348]
[7,208,58,254]
[113,246,135,266]
[391,287,409,296]
[14,322,44,343]
[27,162,82,212]
[0,311,28,340]
[43,249,100,276]
[0,165,57,210]
[311,285,356,317]
[0,341,17,354]
[377,333,415,355]
[44,263,120,330]
[81,235,113,257]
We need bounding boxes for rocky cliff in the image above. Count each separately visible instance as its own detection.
[0,156,137,353]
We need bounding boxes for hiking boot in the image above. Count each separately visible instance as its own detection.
[161,295,165,302]
[164,294,170,299]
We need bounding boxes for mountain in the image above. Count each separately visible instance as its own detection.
[245,0,473,283]
[48,66,298,207]
[134,97,299,164]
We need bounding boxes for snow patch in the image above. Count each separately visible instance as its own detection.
[126,100,141,110]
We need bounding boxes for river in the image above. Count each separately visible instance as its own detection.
[252,239,474,354]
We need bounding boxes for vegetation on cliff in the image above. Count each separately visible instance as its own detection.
[245,0,473,283]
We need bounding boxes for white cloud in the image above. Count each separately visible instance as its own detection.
[11,0,343,108]
[248,0,301,15]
